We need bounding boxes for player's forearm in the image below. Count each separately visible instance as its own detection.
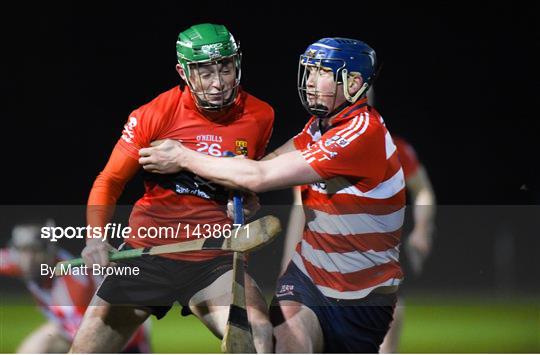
[87,175,123,243]
[261,138,296,161]
[88,172,125,206]
[280,187,305,274]
[180,145,320,193]
[412,188,436,236]
[407,166,436,236]
[181,149,265,192]
[261,151,278,161]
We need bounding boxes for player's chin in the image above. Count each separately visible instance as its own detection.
[207,94,232,105]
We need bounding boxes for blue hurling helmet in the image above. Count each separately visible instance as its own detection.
[298,38,377,117]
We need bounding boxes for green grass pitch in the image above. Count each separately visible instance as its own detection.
[1,296,538,353]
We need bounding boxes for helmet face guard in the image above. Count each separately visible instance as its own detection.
[298,56,345,118]
[176,23,242,111]
[297,38,377,118]
[184,54,241,111]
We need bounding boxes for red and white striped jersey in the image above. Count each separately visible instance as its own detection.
[293,97,406,299]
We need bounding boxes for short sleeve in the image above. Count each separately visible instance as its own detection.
[293,117,317,151]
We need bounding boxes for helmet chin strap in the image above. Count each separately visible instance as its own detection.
[342,69,370,103]
[342,62,383,104]
[316,73,362,120]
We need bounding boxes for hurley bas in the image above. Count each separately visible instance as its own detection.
[42,264,140,279]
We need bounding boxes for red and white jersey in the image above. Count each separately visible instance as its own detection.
[116,86,274,261]
[293,97,406,299]
[393,136,421,180]
[0,248,150,350]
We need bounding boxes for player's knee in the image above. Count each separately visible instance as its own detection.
[191,304,229,338]
[271,302,323,352]
[247,303,270,323]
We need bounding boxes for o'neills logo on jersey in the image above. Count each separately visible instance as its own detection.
[196,134,223,143]
[235,139,248,156]
[121,117,137,144]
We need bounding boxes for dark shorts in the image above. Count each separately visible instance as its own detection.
[97,245,233,319]
[270,262,396,353]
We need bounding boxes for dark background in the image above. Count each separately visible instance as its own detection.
[1,1,538,206]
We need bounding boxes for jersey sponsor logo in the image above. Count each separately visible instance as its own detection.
[196,134,223,143]
[235,139,248,156]
[276,284,295,297]
[173,174,217,199]
[174,185,211,199]
[121,117,137,144]
[145,171,228,202]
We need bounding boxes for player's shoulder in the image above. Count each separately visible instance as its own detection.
[329,106,385,144]
[128,86,183,134]
[138,86,183,114]
[241,90,274,121]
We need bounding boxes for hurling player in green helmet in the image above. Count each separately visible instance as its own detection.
[71,23,274,353]
[176,23,242,111]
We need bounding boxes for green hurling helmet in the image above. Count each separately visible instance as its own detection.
[176,23,241,110]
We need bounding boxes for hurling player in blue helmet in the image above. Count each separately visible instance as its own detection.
[139,37,404,353]
[297,38,377,119]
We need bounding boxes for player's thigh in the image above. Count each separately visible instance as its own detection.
[188,269,233,337]
[71,295,150,352]
[16,321,70,353]
[273,300,323,353]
